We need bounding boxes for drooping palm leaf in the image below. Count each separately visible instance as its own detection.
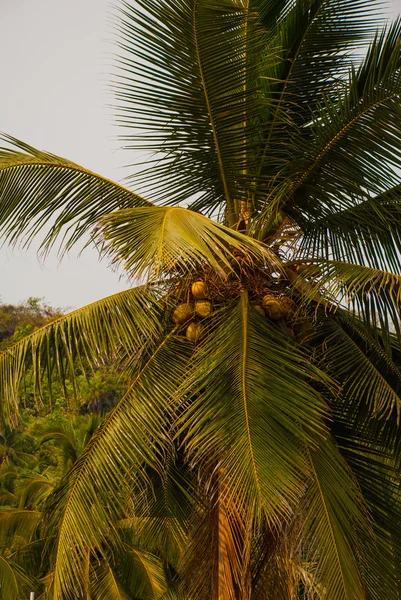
[46,332,191,599]
[0,134,151,254]
[299,438,369,600]
[99,206,279,279]
[0,286,161,424]
[178,294,330,522]
[319,316,401,422]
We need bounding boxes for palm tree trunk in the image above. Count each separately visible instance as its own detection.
[212,474,253,600]
[213,493,234,600]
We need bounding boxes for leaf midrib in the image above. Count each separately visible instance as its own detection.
[193,0,235,225]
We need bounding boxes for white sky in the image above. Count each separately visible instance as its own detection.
[0,0,401,310]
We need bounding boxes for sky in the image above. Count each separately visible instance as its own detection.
[0,0,401,311]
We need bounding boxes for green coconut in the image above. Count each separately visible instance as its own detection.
[186,322,203,343]
[172,303,193,324]
[192,280,209,299]
[195,300,212,318]
[253,305,266,317]
[262,295,282,320]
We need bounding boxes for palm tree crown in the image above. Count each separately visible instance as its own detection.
[0,1,401,598]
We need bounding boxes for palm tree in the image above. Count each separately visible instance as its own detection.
[0,0,401,597]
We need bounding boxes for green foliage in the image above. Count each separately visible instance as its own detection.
[0,1,401,598]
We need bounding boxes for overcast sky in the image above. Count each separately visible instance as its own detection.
[1,0,401,310]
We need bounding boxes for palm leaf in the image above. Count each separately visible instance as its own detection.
[334,425,401,599]
[254,0,382,198]
[0,134,151,255]
[299,184,401,272]
[118,546,167,599]
[0,555,36,599]
[115,0,272,221]
[300,438,369,600]
[178,294,330,522]
[0,286,161,424]
[91,562,130,600]
[99,206,279,279]
[289,259,401,344]
[286,19,401,224]
[46,332,191,600]
[320,316,401,422]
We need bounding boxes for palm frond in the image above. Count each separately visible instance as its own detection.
[0,286,161,425]
[0,134,151,255]
[335,427,401,599]
[115,0,273,220]
[178,294,330,523]
[285,19,401,224]
[99,206,279,279]
[300,438,369,600]
[91,562,130,600]
[0,554,36,599]
[298,183,401,272]
[46,332,191,600]
[118,546,167,599]
[319,316,401,422]
[0,509,41,548]
[290,259,401,344]
[254,0,382,195]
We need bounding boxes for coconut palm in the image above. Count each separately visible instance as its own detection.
[0,0,401,597]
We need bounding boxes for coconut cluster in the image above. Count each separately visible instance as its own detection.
[170,258,318,343]
[172,280,213,343]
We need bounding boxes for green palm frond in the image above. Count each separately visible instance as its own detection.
[99,206,279,279]
[285,19,401,224]
[46,332,191,600]
[335,427,401,599]
[254,0,382,199]
[290,259,401,343]
[91,561,130,600]
[299,184,401,271]
[179,294,330,522]
[320,316,401,422]
[115,0,274,220]
[300,438,369,600]
[0,134,151,254]
[0,509,41,548]
[118,545,167,599]
[119,455,192,567]
[0,286,161,424]
[0,554,36,599]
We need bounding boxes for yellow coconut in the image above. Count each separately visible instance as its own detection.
[172,303,193,324]
[195,300,212,318]
[262,295,283,320]
[192,280,209,299]
[186,322,203,343]
[253,305,266,317]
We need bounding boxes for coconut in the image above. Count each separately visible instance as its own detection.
[195,300,212,318]
[172,303,193,324]
[186,322,203,343]
[253,305,266,317]
[192,280,209,299]
[262,295,283,320]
